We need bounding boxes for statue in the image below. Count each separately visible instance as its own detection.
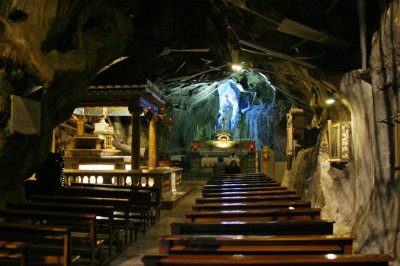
[216,81,240,132]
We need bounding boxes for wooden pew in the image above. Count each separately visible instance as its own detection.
[170,220,334,235]
[202,189,298,198]
[53,186,153,234]
[28,195,138,244]
[206,180,277,185]
[202,186,288,194]
[204,183,281,189]
[196,195,301,204]
[0,209,100,266]
[211,173,268,179]
[5,202,117,259]
[208,176,273,182]
[69,182,161,223]
[192,201,312,212]
[142,254,393,265]
[184,208,321,223]
[208,175,272,181]
[148,172,392,266]
[0,222,80,266]
[0,241,28,266]
[158,235,354,255]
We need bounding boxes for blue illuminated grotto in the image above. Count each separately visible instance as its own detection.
[165,70,292,160]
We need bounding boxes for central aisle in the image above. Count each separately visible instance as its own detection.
[110,184,203,266]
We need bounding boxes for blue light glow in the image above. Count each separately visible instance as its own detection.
[216,81,240,133]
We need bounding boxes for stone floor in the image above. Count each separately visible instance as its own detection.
[109,178,205,266]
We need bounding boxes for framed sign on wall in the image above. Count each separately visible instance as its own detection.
[328,120,351,162]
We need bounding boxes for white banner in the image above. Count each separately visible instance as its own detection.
[10,95,41,135]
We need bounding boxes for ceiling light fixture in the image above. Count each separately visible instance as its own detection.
[326,98,335,105]
[231,64,243,72]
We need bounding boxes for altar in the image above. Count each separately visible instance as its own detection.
[190,132,257,173]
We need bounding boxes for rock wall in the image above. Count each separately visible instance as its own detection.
[352,0,400,260]
[0,0,135,204]
[166,71,292,161]
[283,1,400,263]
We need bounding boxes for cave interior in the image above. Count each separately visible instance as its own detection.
[1,0,400,264]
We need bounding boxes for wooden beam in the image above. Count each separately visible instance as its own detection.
[239,40,316,69]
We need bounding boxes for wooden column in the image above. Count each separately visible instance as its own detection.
[148,116,159,170]
[76,117,85,136]
[50,128,56,153]
[129,100,142,170]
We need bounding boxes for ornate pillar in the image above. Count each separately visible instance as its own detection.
[129,99,142,170]
[76,116,85,136]
[148,116,159,170]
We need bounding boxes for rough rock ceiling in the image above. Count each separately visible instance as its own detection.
[93,0,378,90]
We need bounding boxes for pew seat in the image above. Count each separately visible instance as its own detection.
[210,173,267,178]
[202,186,288,194]
[184,208,321,223]
[196,195,301,204]
[192,201,312,212]
[54,186,153,232]
[6,201,119,259]
[0,241,28,266]
[202,190,297,198]
[0,222,80,266]
[69,182,161,223]
[29,194,142,244]
[142,254,393,265]
[206,180,277,185]
[203,183,281,189]
[0,209,101,265]
[208,177,273,182]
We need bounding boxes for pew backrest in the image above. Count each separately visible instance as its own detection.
[0,222,77,266]
[5,202,115,258]
[0,240,28,266]
[158,235,354,255]
[0,209,97,265]
[28,194,142,246]
[170,220,334,236]
[68,182,161,220]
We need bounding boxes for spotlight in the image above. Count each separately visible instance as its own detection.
[326,98,335,105]
[231,64,243,72]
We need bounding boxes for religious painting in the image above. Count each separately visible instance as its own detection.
[328,120,351,162]
[395,122,400,168]
[329,123,340,159]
